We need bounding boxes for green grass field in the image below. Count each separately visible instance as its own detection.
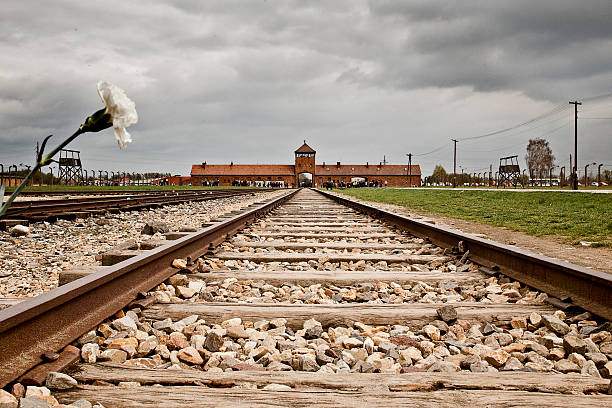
[334,188,612,247]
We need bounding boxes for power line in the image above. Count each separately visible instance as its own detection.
[459,110,571,146]
[458,103,568,142]
[580,91,612,102]
[457,90,612,143]
[457,120,569,154]
[411,143,449,157]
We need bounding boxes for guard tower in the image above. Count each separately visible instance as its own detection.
[58,149,84,185]
[498,155,521,188]
[295,141,316,187]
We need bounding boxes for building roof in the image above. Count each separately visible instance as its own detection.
[315,164,421,177]
[191,163,420,178]
[191,164,295,177]
[294,141,316,154]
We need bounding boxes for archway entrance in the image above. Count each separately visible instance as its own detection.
[298,172,313,187]
[350,176,367,187]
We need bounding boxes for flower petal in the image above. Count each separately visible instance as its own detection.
[114,127,133,149]
[97,81,138,145]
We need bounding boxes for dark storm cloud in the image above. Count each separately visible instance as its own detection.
[361,0,612,97]
[0,0,610,176]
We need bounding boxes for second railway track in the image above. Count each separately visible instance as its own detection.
[0,188,610,406]
[0,189,270,225]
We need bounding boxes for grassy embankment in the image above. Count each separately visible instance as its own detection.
[334,188,612,248]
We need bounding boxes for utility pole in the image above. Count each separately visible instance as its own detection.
[569,101,582,189]
[569,154,572,188]
[382,155,388,165]
[451,139,458,188]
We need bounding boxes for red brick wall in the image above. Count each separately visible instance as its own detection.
[295,155,315,186]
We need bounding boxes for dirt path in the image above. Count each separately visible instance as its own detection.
[333,192,612,274]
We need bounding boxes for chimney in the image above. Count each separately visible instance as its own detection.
[230,161,233,166]
[323,161,325,167]
[366,162,369,168]
[202,161,206,168]
[336,161,340,168]
[379,162,382,166]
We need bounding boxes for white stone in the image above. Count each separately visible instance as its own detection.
[9,225,29,236]
[581,360,601,378]
[363,337,374,354]
[81,343,99,363]
[342,337,364,349]
[221,317,242,328]
[25,386,50,398]
[45,372,77,390]
[423,325,440,341]
[0,389,18,408]
[112,316,137,332]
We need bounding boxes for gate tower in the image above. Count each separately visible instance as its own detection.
[294,141,316,187]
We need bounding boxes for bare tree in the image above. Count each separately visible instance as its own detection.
[525,138,555,180]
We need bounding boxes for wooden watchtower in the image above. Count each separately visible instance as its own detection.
[498,155,521,188]
[58,149,84,185]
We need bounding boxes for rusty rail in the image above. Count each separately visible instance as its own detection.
[0,189,298,387]
[1,189,270,220]
[7,188,274,196]
[317,189,612,321]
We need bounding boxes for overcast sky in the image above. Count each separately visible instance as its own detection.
[1,0,611,177]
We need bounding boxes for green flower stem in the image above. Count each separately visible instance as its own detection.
[0,108,111,218]
[40,128,84,166]
[0,162,42,217]
[0,128,84,218]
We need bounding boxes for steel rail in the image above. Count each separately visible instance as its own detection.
[4,189,256,207]
[1,190,262,219]
[6,188,274,196]
[317,189,612,321]
[0,189,298,387]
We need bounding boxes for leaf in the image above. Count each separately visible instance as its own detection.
[37,134,53,164]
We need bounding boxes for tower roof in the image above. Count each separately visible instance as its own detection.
[295,140,316,154]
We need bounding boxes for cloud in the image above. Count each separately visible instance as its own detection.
[0,0,610,177]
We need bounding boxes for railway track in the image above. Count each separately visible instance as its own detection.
[7,189,253,197]
[0,189,271,226]
[0,188,610,407]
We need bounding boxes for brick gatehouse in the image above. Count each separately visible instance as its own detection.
[190,142,420,187]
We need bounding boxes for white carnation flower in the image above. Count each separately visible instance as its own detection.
[97,81,138,149]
